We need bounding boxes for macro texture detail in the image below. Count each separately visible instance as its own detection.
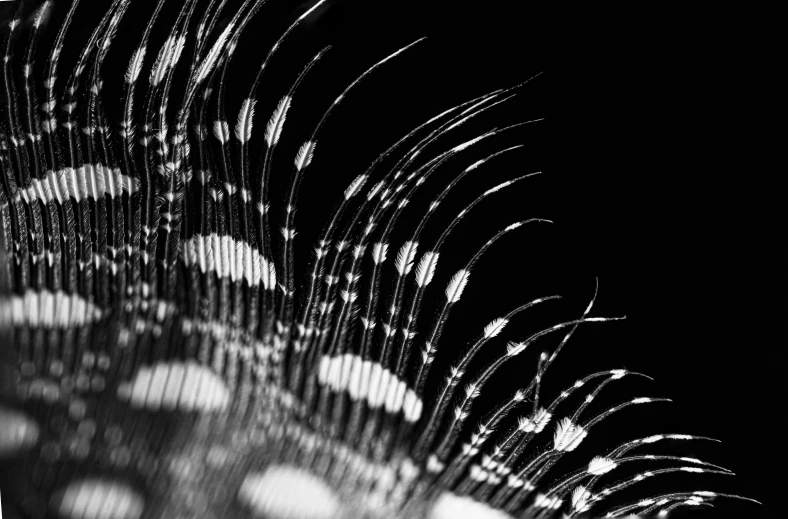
[0,1,757,519]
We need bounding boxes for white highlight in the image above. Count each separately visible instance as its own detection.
[238,466,340,519]
[33,2,52,29]
[588,456,618,475]
[372,242,388,264]
[445,269,470,303]
[317,354,422,422]
[235,98,257,143]
[415,251,439,286]
[181,234,272,288]
[517,408,552,433]
[504,221,523,232]
[395,241,419,276]
[483,318,508,338]
[53,479,144,519]
[344,174,368,199]
[150,35,186,87]
[18,165,137,204]
[125,47,146,84]
[264,96,292,147]
[430,493,513,519]
[367,180,384,199]
[483,180,513,196]
[213,120,230,144]
[571,486,592,512]
[553,418,587,451]
[0,407,39,455]
[195,22,235,85]
[295,141,317,170]
[118,361,230,412]
[10,290,103,329]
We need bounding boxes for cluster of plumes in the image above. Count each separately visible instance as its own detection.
[0,1,757,518]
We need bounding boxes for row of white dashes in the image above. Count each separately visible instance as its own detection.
[317,353,422,422]
[9,289,103,329]
[17,164,137,205]
[181,233,276,288]
[116,361,230,412]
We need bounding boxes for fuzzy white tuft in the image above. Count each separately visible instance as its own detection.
[195,23,235,85]
[150,35,186,87]
[344,174,368,199]
[414,251,439,286]
[553,418,587,451]
[372,243,388,264]
[295,140,317,170]
[445,270,470,303]
[587,456,618,475]
[571,486,592,512]
[213,120,230,144]
[395,241,419,275]
[125,47,146,84]
[483,318,508,338]
[235,98,257,143]
[264,95,291,146]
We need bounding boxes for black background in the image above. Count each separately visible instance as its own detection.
[1,1,784,518]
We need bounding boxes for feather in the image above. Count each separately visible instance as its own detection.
[588,457,618,476]
[344,174,367,199]
[213,120,230,144]
[150,35,184,87]
[33,1,52,30]
[445,269,470,303]
[195,22,235,85]
[414,251,439,286]
[125,46,147,84]
[395,240,419,275]
[372,242,388,264]
[294,140,317,170]
[235,98,257,143]
[483,317,508,338]
[264,95,292,146]
[0,3,753,518]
